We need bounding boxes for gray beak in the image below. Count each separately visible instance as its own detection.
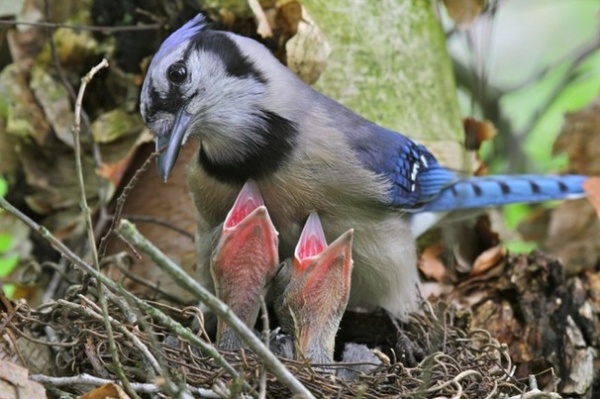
[156,109,192,182]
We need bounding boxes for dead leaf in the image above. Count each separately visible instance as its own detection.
[80,383,130,399]
[98,150,135,188]
[5,1,45,66]
[0,63,51,145]
[0,359,46,399]
[463,117,496,151]
[583,177,600,217]
[284,4,331,84]
[471,244,504,276]
[418,244,447,281]
[92,110,143,144]
[248,0,273,38]
[553,97,600,176]
[443,0,485,30]
[30,64,75,147]
[277,0,303,37]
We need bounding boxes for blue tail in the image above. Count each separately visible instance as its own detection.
[420,174,587,212]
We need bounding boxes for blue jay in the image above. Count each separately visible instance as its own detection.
[140,14,587,318]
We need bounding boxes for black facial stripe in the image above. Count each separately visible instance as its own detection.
[186,30,266,83]
[199,110,298,184]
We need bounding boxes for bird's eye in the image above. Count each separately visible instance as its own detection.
[167,62,187,84]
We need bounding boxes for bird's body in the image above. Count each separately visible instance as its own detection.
[140,15,587,318]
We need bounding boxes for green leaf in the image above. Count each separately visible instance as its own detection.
[505,241,538,254]
[0,253,18,277]
[0,234,10,252]
[0,178,6,197]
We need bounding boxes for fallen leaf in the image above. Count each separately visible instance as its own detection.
[471,244,505,276]
[80,383,130,399]
[443,0,485,30]
[0,359,46,399]
[583,177,600,217]
[418,244,447,281]
[463,117,496,151]
[284,4,331,84]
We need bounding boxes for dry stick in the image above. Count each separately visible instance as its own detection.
[72,58,141,399]
[59,297,162,375]
[259,297,270,399]
[0,19,162,33]
[0,197,243,391]
[97,150,157,260]
[117,219,317,399]
[29,374,220,398]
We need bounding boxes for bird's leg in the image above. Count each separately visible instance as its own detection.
[211,180,279,350]
[275,212,354,364]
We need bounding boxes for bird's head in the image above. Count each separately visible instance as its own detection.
[140,14,298,183]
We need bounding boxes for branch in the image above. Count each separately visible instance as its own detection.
[117,219,316,399]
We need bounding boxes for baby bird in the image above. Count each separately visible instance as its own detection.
[211,181,355,367]
[210,180,279,350]
[140,14,587,318]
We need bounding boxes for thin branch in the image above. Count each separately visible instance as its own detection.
[518,37,600,141]
[120,214,195,241]
[0,19,162,33]
[0,196,242,391]
[98,150,158,260]
[30,374,219,397]
[72,58,139,399]
[59,297,161,375]
[117,219,316,399]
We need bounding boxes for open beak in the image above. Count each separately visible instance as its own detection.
[156,109,192,182]
[211,180,280,350]
[276,212,354,363]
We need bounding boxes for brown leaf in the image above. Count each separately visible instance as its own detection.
[248,0,273,38]
[283,5,331,84]
[553,97,600,176]
[463,117,496,151]
[418,244,447,281]
[80,383,130,399]
[443,0,485,30]
[471,244,505,276]
[98,150,135,188]
[0,63,51,145]
[0,359,46,399]
[583,177,600,217]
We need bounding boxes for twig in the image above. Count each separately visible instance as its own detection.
[72,58,141,399]
[98,150,158,260]
[0,196,242,389]
[117,219,316,399]
[30,373,220,397]
[120,214,195,241]
[102,253,186,304]
[58,297,161,375]
[518,37,600,142]
[259,297,269,399]
[507,390,561,399]
[0,19,162,33]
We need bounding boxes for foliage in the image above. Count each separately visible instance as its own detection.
[0,178,17,297]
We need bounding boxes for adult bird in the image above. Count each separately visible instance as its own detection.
[140,14,587,318]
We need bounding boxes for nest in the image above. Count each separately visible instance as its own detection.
[1,288,533,398]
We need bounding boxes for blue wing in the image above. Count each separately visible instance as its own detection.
[350,126,587,212]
